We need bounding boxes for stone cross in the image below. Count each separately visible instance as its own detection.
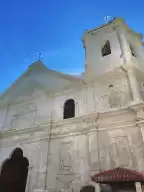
[38,53,43,61]
[104,16,112,24]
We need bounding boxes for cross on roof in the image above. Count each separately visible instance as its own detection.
[104,16,112,24]
[38,53,43,61]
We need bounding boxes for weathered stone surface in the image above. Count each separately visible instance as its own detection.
[1,18,144,192]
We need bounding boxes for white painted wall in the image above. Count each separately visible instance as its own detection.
[125,32,144,71]
[84,29,123,78]
[0,109,144,192]
[0,69,132,132]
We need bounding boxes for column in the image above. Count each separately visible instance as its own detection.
[26,166,33,192]
[88,182,101,192]
[75,101,79,116]
[127,68,142,103]
[136,122,144,172]
[135,182,142,192]
[116,28,132,64]
[95,183,101,192]
[61,105,64,120]
[137,122,144,141]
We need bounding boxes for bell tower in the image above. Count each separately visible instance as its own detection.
[82,17,144,104]
[82,18,144,79]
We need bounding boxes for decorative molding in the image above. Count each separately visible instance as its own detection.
[56,142,80,192]
[10,102,37,129]
[128,103,144,122]
[98,90,129,110]
[111,136,132,167]
[108,88,121,108]
[0,107,137,141]
[0,121,137,148]
[137,108,144,121]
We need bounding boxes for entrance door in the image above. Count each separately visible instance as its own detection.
[0,148,29,192]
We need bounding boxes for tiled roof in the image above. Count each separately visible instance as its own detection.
[91,167,144,183]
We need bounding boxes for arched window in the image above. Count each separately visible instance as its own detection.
[0,148,29,192]
[102,40,111,57]
[63,99,75,119]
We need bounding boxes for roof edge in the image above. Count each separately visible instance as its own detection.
[82,17,143,42]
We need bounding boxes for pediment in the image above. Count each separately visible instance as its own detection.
[0,61,83,106]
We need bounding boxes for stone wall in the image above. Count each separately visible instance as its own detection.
[0,105,144,192]
[0,70,133,132]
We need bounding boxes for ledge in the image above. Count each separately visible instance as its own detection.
[0,106,137,140]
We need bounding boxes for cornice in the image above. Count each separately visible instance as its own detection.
[0,120,137,148]
[83,68,127,85]
[97,106,131,117]
[0,106,137,141]
[98,120,136,131]
[0,124,42,138]
[128,102,144,111]
[136,120,144,126]
[0,113,97,138]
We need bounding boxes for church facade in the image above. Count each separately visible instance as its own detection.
[0,17,144,192]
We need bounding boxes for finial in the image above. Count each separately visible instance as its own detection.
[38,53,43,61]
[104,16,112,24]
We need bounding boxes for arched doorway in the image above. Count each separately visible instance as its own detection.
[0,147,29,192]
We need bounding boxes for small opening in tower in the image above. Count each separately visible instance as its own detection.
[102,40,111,57]
[130,45,136,57]
[108,84,113,88]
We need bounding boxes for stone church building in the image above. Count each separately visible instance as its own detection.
[1,17,144,192]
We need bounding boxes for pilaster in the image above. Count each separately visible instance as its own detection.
[135,182,142,192]
[26,166,33,192]
[95,183,101,192]
[127,68,143,104]
[117,28,132,64]
[136,42,144,60]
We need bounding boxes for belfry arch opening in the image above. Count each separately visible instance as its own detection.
[0,147,29,192]
[63,99,75,119]
[102,40,111,57]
